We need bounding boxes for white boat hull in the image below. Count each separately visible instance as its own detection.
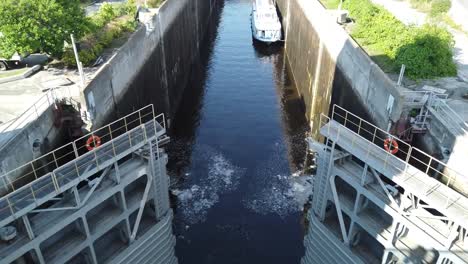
[251,21,282,44]
[251,0,282,44]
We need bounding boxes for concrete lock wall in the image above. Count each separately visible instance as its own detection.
[427,111,468,194]
[277,0,468,197]
[277,0,404,135]
[83,0,218,128]
[0,106,61,194]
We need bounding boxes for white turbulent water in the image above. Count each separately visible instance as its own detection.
[172,140,314,224]
[243,142,314,218]
[172,147,246,224]
[243,173,314,218]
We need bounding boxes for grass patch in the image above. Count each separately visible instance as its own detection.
[409,0,432,13]
[441,15,468,35]
[147,0,164,8]
[343,0,456,79]
[319,0,342,9]
[407,0,451,17]
[0,68,28,78]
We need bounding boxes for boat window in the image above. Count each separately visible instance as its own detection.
[257,12,276,20]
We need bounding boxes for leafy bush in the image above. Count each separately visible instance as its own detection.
[89,0,137,29]
[395,25,456,79]
[62,0,138,67]
[429,0,451,16]
[408,0,451,16]
[409,0,432,12]
[343,0,456,79]
[100,3,116,21]
[0,0,88,58]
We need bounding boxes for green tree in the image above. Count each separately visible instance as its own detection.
[0,0,88,58]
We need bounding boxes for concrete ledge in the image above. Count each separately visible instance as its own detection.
[0,65,41,84]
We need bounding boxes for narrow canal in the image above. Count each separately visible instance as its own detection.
[166,0,311,262]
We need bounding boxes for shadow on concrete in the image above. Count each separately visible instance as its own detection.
[163,0,224,178]
[369,53,395,73]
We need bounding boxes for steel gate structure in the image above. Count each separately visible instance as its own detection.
[303,105,468,264]
[0,105,177,264]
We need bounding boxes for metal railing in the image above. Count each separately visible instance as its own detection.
[320,105,468,209]
[0,105,166,224]
[403,90,448,104]
[428,96,468,134]
[0,91,58,149]
[403,91,467,134]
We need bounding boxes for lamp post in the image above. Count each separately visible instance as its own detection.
[70,34,85,87]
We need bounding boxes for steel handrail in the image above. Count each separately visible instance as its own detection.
[403,90,448,103]
[0,107,165,225]
[0,91,58,151]
[0,105,156,194]
[428,97,468,133]
[327,105,467,206]
[0,122,160,223]
[320,109,468,246]
[403,91,467,133]
[0,111,156,194]
[0,91,55,133]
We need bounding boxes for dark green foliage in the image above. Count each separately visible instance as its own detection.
[409,108,420,117]
[0,0,88,58]
[394,25,456,79]
[343,0,456,79]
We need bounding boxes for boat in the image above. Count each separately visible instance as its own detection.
[251,0,282,44]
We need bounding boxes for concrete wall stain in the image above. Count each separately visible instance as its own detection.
[83,0,219,128]
[277,0,405,137]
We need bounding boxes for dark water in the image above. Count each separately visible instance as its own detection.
[166,0,310,263]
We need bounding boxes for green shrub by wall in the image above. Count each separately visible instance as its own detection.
[62,0,137,67]
[343,0,456,79]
